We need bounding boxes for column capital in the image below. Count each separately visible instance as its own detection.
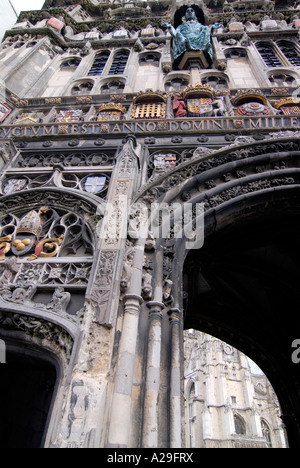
[123,294,143,312]
[168,308,182,322]
[146,301,165,310]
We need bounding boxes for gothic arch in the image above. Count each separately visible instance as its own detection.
[135,132,300,447]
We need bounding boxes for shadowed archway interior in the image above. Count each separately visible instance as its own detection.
[183,210,300,447]
[0,346,57,448]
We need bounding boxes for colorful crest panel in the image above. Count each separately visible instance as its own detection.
[3,178,27,195]
[187,98,212,116]
[97,111,122,121]
[237,102,271,116]
[84,176,107,193]
[55,109,82,123]
[154,154,177,168]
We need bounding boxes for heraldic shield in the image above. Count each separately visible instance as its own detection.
[11,207,46,257]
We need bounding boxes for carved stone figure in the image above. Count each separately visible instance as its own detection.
[173,95,187,117]
[162,8,222,61]
[46,286,71,314]
[163,278,174,306]
[142,270,153,300]
[120,246,135,293]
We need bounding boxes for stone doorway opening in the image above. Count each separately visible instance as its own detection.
[182,211,300,447]
[0,344,58,448]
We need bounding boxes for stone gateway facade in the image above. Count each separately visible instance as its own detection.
[0,0,300,449]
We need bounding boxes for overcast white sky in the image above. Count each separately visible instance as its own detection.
[11,0,45,15]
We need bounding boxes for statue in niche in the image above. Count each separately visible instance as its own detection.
[162,7,222,62]
[173,94,187,117]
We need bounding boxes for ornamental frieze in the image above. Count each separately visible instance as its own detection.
[1,115,300,138]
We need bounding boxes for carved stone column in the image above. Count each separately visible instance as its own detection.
[142,300,164,448]
[108,293,143,447]
[169,307,183,448]
[107,180,149,447]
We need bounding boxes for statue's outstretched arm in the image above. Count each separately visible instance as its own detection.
[211,22,223,33]
[162,22,176,37]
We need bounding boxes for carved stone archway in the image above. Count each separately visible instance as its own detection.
[0,308,74,448]
[133,131,300,448]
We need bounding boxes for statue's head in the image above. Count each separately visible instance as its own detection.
[185,7,196,21]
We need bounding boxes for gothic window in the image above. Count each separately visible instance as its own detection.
[165,77,190,92]
[139,52,160,66]
[101,80,125,94]
[201,75,228,89]
[61,57,81,70]
[71,81,94,95]
[224,48,247,59]
[234,415,246,435]
[276,40,300,66]
[88,51,110,76]
[269,72,296,87]
[0,207,95,318]
[108,50,130,75]
[255,42,282,67]
[261,420,272,447]
[60,173,110,198]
